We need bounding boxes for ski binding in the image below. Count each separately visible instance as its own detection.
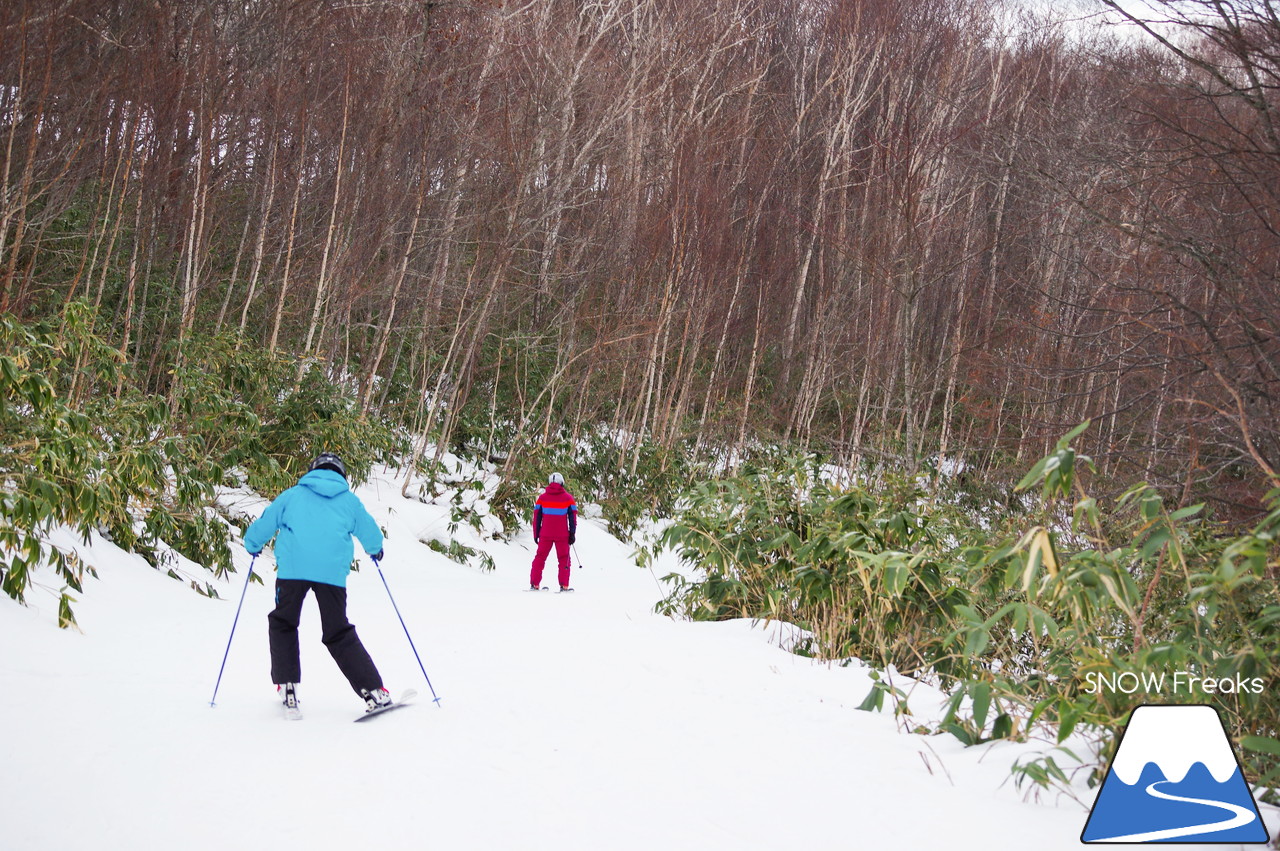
[354,689,418,723]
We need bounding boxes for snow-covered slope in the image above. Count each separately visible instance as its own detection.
[1,466,1272,850]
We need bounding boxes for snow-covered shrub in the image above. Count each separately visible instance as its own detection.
[487,429,691,540]
[0,304,406,625]
[647,430,1280,799]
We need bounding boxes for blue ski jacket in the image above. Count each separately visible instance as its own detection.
[244,469,383,587]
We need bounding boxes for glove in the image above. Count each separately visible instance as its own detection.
[533,536,539,545]
[568,533,576,545]
[371,549,384,563]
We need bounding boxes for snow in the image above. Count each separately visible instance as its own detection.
[1,466,1275,850]
[1112,705,1244,785]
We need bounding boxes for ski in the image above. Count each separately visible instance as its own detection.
[354,689,418,723]
[558,587,575,594]
[280,684,302,721]
[527,586,549,592]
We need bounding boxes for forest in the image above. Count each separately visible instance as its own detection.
[3,0,1280,797]
[2,0,1277,509]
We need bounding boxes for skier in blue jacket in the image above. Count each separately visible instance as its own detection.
[244,452,392,716]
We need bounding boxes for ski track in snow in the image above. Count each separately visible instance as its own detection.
[1,466,1276,850]
[1091,780,1258,843]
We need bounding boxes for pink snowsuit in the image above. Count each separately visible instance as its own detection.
[530,483,577,589]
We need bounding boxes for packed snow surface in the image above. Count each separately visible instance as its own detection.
[1,466,1274,850]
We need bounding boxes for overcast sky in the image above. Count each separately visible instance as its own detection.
[1012,0,1191,45]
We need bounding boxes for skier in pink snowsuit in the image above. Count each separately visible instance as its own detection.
[530,473,577,591]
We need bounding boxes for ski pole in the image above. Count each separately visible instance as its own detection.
[209,555,255,707]
[373,556,442,707]
[573,543,585,569]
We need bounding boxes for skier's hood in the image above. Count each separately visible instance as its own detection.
[543,482,568,497]
[299,468,350,498]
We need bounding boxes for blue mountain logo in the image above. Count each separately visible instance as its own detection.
[1082,704,1272,844]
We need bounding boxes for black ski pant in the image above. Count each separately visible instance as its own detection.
[268,578,383,695]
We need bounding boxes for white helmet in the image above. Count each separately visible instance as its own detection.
[548,472,565,485]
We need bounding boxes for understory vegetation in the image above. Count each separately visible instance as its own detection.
[645,427,1280,801]
[0,301,686,614]
[0,303,405,622]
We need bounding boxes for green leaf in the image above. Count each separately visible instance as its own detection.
[965,625,990,657]
[57,591,80,631]
[991,713,1013,740]
[1073,496,1099,532]
[857,682,886,713]
[942,721,975,746]
[1015,456,1050,492]
[1140,526,1172,559]
[1140,492,1163,521]
[971,681,992,729]
[1058,420,1091,448]
[1240,736,1280,757]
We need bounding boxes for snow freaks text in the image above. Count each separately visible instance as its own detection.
[1084,671,1267,696]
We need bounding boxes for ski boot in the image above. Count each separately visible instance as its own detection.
[361,687,393,713]
[278,683,302,720]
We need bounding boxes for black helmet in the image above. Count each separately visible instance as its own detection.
[309,452,347,479]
